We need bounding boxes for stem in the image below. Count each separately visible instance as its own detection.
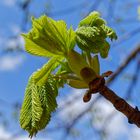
[89,77,140,127]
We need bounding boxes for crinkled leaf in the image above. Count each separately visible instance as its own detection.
[76,11,117,58]
[76,27,101,53]
[20,75,58,137]
[20,77,43,137]
[76,26,101,42]
[99,40,110,58]
[79,11,106,27]
[101,25,117,40]
[20,56,62,137]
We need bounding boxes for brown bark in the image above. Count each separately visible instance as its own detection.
[88,77,140,128]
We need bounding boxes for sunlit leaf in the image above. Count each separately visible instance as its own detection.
[20,74,58,137]
[79,11,106,27]
[22,15,76,57]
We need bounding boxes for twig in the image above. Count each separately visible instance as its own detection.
[62,95,101,139]
[107,45,140,85]
[46,2,87,17]
[89,77,140,127]
[125,58,140,100]
[99,58,140,133]
[114,28,140,46]
[86,0,102,16]
[107,0,116,21]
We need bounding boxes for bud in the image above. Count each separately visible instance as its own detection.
[83,92,92,102]
[80,67,97,84]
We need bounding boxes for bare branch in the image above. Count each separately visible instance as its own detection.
[114,28,140,46]
[107,45,140,85]
[125,58,140,100]
[46,2,87,17]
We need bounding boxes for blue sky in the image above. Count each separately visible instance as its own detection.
[0,0,140,140]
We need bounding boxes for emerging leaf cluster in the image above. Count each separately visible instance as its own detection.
[76,11,117,58]
[20,11,117,137]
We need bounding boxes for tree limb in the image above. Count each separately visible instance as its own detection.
[107,45,140,85]
[89,77,140,127]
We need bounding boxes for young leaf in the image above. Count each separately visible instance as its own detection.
[33,56,64,85]
[76,26,101,42]
[76,11,117,58]
[101,25,117,40]
[79,11,106,27]
[91,55,100,75]
[99,40,110,58]
[20,56,62,137]
[22,15,76,57]
[66,27,76,51]
[20,75,58,137]
[22,34,56,57]
[67,50,89,78]
[20,77,43,137]
[67,78,88,89]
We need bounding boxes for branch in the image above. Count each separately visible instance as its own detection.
[46,2,86,17]
[113,28,140,46]
[107,45,140,85]
[125,58,140,100]
[89,77,140,127]
[86,0,102,16]
[99,59,140,134]
[61,95,101,139]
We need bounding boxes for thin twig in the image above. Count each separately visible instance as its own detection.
[125,58,140,100]
[107,45,140,85]
[46,2,87,17]
[62,95,101,140]
[114,28,140,46]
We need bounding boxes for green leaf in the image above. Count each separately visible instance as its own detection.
[99,40,110,58]
[66,26,76,51]
[22,15,76,57]
[76,27,101,53]
[91,55,100,75]
[76,12,117,58]
[79,11,106,27]
[33,56,64,85]
[101,25,117,40]
[20,11,118,138]
[76,26,101,42]
[67,50,89,78]
[20,75,58,137]
[20,77,43,137]
[20,56,62,137]
[22,34,57,57]
[67,78,88,89]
